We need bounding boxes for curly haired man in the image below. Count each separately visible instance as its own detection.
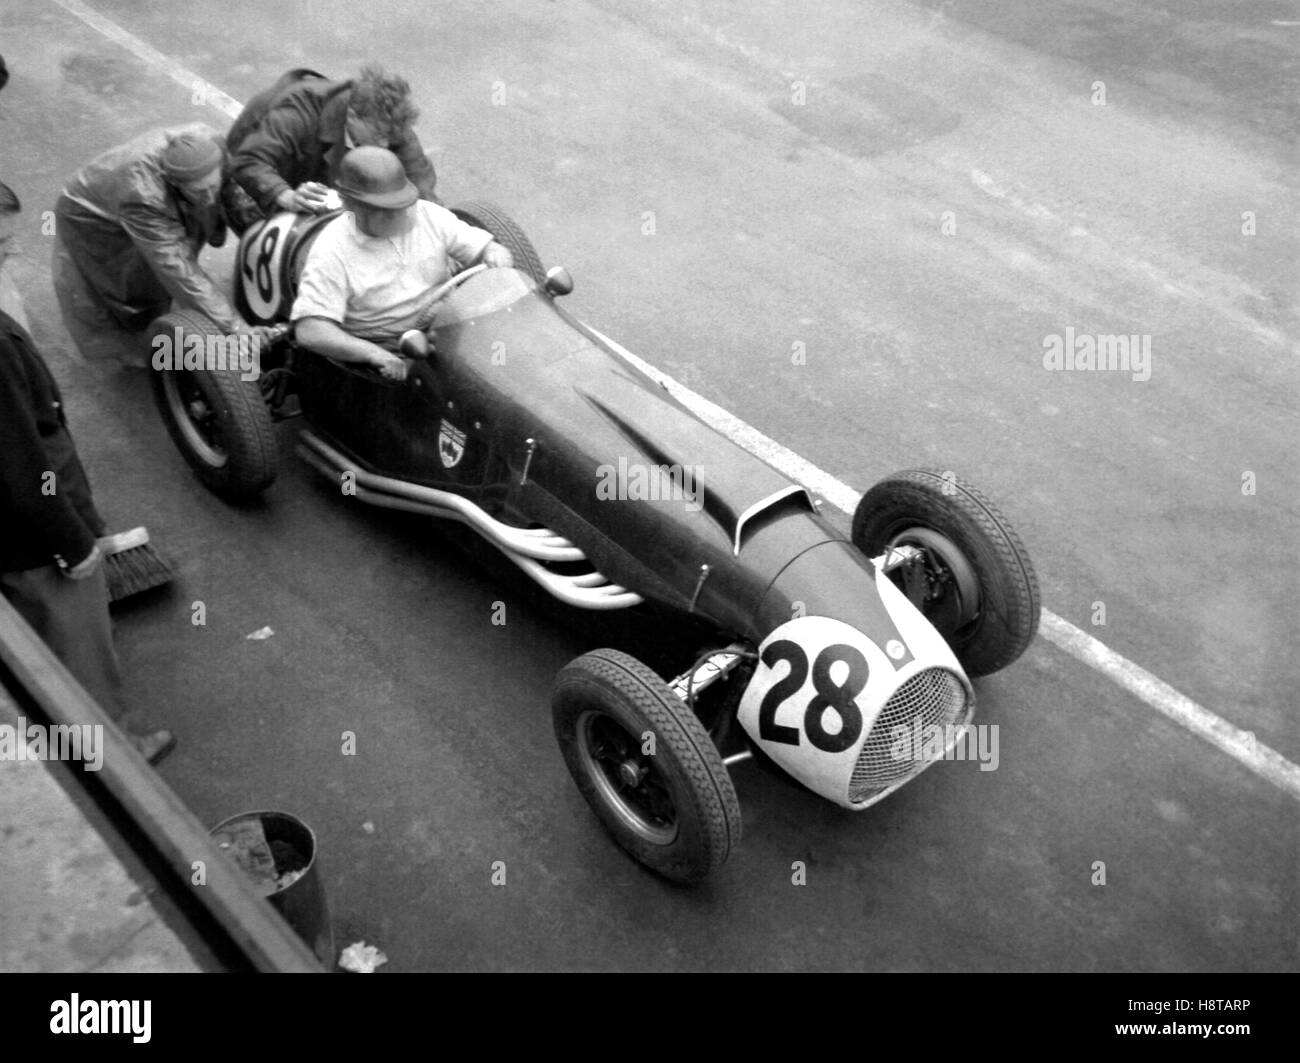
[223,65,439,231]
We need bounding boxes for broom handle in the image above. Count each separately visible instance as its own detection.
[96,526,150,556]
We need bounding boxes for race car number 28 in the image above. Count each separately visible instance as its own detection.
[758,640,868,753]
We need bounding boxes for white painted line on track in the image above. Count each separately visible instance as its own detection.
[51,0,242,120]
[1037,614,1300,800]
[54,0,1300,802]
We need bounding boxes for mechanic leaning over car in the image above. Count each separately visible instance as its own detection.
[52,124,268,364]
[0,182,175,764]
[222,65,439,234]
[290,147,514,381]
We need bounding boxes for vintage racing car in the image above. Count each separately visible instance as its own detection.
[149,201,1040,883]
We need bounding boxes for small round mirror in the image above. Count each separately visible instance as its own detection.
[544,266,574,296]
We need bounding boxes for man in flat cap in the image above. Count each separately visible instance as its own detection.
[52,124,264,362]
[292,147,510,381]
[224,65,438,233]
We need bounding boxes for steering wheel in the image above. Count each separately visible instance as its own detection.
[322,264,492,382]
[426,262,488,305]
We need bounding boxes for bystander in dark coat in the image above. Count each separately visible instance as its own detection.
[0,183,173,762]
[224,66,437,230]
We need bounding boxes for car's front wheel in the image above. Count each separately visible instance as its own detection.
[552,649,741,884]
[450,200,547,285]
[851,468,1040,676]
[149,309,278,502]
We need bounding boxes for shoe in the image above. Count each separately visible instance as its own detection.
[130,729,177,765]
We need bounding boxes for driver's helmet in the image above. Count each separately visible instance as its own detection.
[334,146,417,210]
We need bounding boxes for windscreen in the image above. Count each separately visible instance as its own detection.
[432,268,536,327]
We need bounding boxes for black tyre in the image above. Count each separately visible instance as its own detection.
[852,468,1040,676]
[450,200,547,285]
[553,649,741,884]
[149,309,278,501]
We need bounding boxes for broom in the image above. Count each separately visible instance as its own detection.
[96,526,175,603]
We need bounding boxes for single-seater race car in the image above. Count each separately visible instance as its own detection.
[150,200,1040,883]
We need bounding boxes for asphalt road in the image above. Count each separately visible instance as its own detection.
[1,0,1296,970]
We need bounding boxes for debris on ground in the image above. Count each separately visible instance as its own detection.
[212,818,279,897]
[338,941,388,973]
[213,819,310,897]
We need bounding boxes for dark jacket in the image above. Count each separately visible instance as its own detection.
[227,69,438,213]
[0,311,105,573]
[55,123,242,331]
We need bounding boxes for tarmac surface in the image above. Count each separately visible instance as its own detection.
[0,0,1295,971]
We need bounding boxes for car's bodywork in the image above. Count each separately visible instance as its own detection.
[235,210,975,810]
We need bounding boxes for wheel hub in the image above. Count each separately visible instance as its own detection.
[162,370,228,468]
[888,526,981,636]
[576,710,677,845]
[618,759,646,787]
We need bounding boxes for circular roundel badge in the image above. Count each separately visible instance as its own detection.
[239,213,296,322]
[886,639,906,661]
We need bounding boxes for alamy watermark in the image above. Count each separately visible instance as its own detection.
[890,719,999,771]
[1042,326,1151,381]
[0,717,103,771]
[151,326,264,382]
[50,994,150,1042]
[595,457,703,513]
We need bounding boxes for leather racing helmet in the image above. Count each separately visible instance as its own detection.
[334,146,417,210]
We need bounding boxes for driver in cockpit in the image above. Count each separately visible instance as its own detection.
[290,146,514,381]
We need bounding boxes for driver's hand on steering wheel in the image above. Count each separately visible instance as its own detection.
[481,241,514,269]
[275,182,331,214]
[370,350,409,381]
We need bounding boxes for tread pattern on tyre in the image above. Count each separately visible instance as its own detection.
[852,468,1040,676]
[151,309,278,501]
[553,648,741,883]
[450,200,548,285]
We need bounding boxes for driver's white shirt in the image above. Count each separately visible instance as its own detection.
[290,201,493,341]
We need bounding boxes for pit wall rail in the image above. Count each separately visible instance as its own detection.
[0,594,323,973]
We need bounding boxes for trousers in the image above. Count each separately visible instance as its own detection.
[0,562,126,718]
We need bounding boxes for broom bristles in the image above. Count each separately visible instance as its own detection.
[98,527,174,602]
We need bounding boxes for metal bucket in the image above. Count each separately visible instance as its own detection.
[211,810,333,967]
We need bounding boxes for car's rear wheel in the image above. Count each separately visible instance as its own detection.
[552,649,741,884]
[150,309,278,501]
[450,200,547,285]
[851,468,1040,676]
